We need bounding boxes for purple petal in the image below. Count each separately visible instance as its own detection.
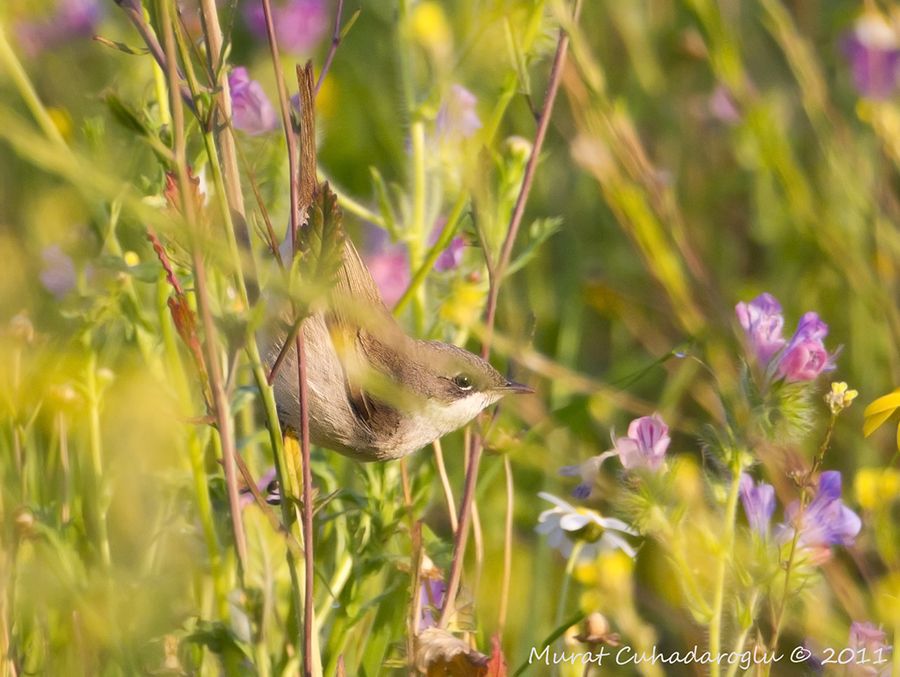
[571,484,591,500]
[40,245,77,298]
[242,0,328,54]
[740,473,776,536]
[613,437,641,470]
[15,0,102,57]
[436,84,482,139]
[735,293,787,365]
[434,237,464,272]
[816,471,843,501]
[842,16,900,99]
[365,247,410,308]
[228,67,278,135]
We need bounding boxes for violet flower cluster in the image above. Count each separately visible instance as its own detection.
[559,414,671,499]
[15,0,101,57]
[843,13,900,100]
[539,417,667,560]
[736,293,836,383]
[228,67,278,135]
[242,0,328,54]
[741,471,861,561]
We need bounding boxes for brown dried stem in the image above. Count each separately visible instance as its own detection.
[196,0,253,257]
[159,0,247,572]
[259,1,317,671]
[315,0,345,95]
[438,0,582,629]
[114,0,196,114]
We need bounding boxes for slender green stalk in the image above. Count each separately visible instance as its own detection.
[257,5,319,673]
[553,542,583,676]
[394,193,466,315]
[325,179,386,228]
[160,0,247,574]
[0,24,67,148]
[439,0,579,629]
[155,271,230,622]
[407,120,428,332]
[724,590,759,677]
[765,415,837,672]
[431,440,458,533]
[497,453,515,638]
[709,466,742,677]
[85,353,112,569]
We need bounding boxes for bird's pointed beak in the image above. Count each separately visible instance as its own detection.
[499,379,535,395]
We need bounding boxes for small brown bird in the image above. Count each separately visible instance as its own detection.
[268,238,532,461]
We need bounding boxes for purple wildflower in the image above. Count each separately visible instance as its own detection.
[842,14,900,100]
[739,474,776,537]
[777,471,861,554]
[736,293,787,366]
[613,414,670,471]
[419,578,446,630]
[243,0,328,54]
[777,312,835,382]
[708,85,741,124]
[559,454,612,499]
[436,84,482,139]
[365,247,410,308]
[16,0,101,57]
[40,245,77,299]
[429,218,465,272]
[239,467,281,508]
[228,67,278,135]
[848,622,891,676]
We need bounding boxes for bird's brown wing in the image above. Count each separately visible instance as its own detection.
[325,239,403,433]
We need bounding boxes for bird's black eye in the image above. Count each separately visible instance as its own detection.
[452,374,473,391]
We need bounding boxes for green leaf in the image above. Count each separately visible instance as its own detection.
[299,182,346,289]
[512,612,585,676]
[92,36,149,56]
[103,93,149,137]
[505,217,562,277]
[369,167,399,240]
[340,9,362,39]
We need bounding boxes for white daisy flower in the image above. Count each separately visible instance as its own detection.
[535,492,638,560]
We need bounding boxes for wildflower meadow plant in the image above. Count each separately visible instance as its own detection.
[542,292,888,677]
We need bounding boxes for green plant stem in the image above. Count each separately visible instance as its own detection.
[160,0,247,575]
[765,415,837,672]
[724,589,759,677]
[394,193,466,315]
[497,453,514,638]
[324,179,386,228]
[84,355,136,672]
[431,440,458,533]
[0,24,67,148]
[553,542,583,677]
[85,354,112,568]
[438,0,579,630]
[156,272,230,623]
[709,466,742,677]
[407,119,428,333]
[197,0,247,220]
